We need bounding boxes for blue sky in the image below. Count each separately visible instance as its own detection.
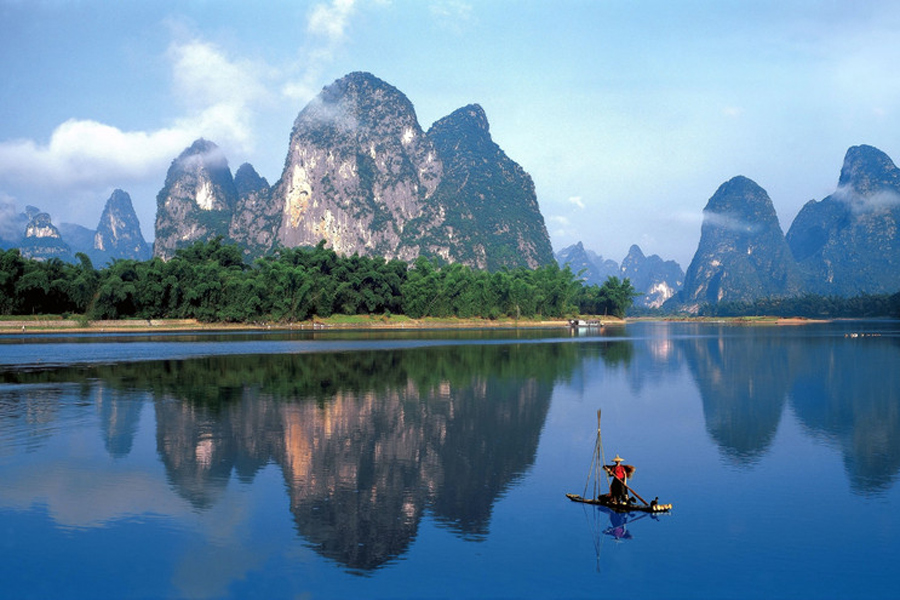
[3,0,900,267]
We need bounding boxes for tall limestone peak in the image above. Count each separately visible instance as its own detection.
[787,144,900,295]
[674,176,802,311]
[620,244,684,309]
[94,189,151,262]
[837,144,900,196]
[230,163,277,258]
[428,104,491,150]
[554,242,619,285]
[20,211,72,261]
[0,202,28,248]
[154,138,238,259]
[297,71,423,138]
[234,163,268,198]
[274,71,441,259]
[620,243,646,268]
[424,104,554,269]
[556,241,601,280]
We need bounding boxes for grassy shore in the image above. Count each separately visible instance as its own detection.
[0,313,833,335]
[0,314,626,334]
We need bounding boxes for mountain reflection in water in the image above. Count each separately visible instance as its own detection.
[3,341,627,572]
[672,323,900,494]
[2,322,899,581]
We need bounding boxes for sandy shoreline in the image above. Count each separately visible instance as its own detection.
[0,314,837,335]
[0,316,593,334]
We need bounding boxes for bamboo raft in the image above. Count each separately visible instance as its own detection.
[565,492,672,513]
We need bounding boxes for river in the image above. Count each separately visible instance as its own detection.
[0,321,897,598]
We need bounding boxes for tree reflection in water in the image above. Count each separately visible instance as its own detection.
[1,340,628,572]
[3,323,900,572]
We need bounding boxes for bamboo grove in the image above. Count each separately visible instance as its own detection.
[0,239,640,322]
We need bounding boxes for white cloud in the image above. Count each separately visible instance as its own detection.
[702,210,762,233]
[547,214,572,239]
[0,38,268,199]
[169,39,268,112]
[0,119,191,189]
[168,38,273,150]
[832,183,900,213]
[282,0,361,103]
[567,195,585,209]
[0,3,372,227]
[308,0,357,43]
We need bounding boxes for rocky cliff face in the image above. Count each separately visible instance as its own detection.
[19,211,72,261]
[272,72,442,262]
[673,176,803,311]
[786,145,900,295]
[154,139,237,260]
[555,242,617,284]
[92,189,151,262]
[620,244,684,308]
[228,163,277,258]
[424,104,554,269]
[154,72,554,269]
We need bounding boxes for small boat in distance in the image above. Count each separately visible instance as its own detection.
[566,410,672,514]
[568,319,602,329]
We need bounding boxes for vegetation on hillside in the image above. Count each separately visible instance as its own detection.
[699,293,900,319]
[0,239,639,322]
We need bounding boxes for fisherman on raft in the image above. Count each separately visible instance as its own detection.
[603,455,636,504]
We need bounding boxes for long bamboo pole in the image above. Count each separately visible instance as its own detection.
[596,409,608,499]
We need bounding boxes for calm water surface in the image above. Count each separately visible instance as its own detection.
[0,322,898,599]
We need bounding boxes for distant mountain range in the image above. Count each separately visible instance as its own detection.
[1,190,150,265]
[558,144,900,311]
[554,242,683,309]
[668,144,900,311]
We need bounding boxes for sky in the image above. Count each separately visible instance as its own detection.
[3,0,900,268]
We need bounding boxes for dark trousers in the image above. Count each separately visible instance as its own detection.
[611,478,627,502]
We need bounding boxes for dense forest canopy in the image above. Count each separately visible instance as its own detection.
[0,239,640,322]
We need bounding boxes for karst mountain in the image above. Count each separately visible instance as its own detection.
[154,72,555,270]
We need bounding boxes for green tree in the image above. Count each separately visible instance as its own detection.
[596,276,640,318]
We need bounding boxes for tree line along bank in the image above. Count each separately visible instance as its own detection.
[0,239,640,323]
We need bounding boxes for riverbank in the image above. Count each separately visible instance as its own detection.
[0,314,842,335]
[0,314,625,334]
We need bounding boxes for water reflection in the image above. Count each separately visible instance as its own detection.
[788,332,900,494]
[681,326,794,464]
[2,322,900,580]
[642,322,900,494]
[4,342,627,572]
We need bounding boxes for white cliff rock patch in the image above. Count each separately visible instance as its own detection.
[195,180,216,211]
[286,164,313,229]
[26,224,57,238]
